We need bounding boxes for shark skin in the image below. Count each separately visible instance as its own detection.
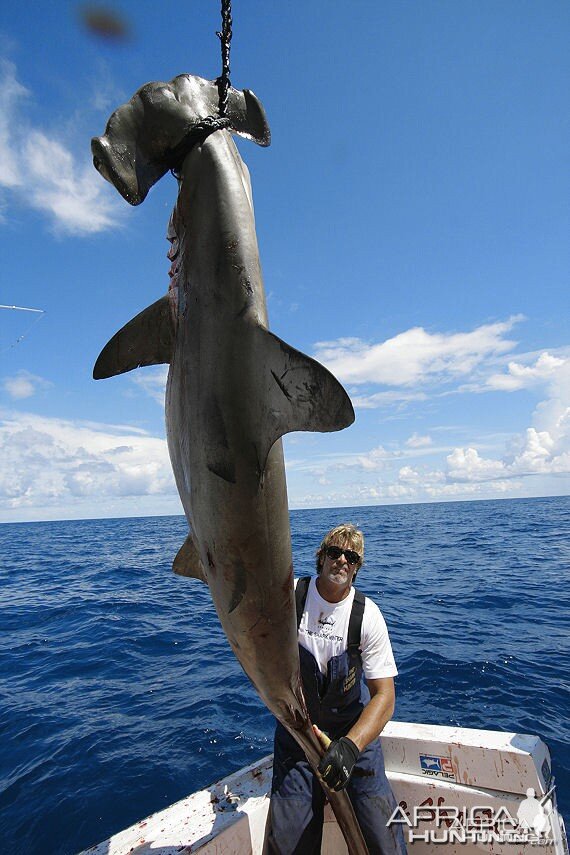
[93,76,367,854]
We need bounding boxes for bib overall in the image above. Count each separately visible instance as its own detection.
[266,577,407,855]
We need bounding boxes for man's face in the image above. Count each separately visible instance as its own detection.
[319,539,360,590]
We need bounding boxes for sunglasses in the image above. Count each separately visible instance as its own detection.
[325,545,361,566]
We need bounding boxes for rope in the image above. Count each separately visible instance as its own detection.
[170,0,234,177]
[169,115,231,175]
[216,0,232,118]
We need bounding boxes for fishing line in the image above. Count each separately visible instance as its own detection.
[0,305,46,353]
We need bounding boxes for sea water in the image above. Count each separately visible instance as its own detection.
[1,495,568,854]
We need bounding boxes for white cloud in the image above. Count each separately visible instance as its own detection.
[445,385,570,483]
[487,352,566,392]
[0,411,175,513]
[422,479,520,499]
[314,316,522,388]
[446,447,507,482]
[130,366,169,405]
[88,59,126,113]
[444,430,570,483]
[287,361,570,504]
[510,427,569,476]
[287,321,569,507]
[351,445,394,472]
[315,445,402,475]
[2,370,51,400]
[0,58,122,234]
[287,473,522,508]
[351,390,428,409]
[0,58,27,189]
[406,432,432,448]
[532,360,570,443]
[446,357,570,484]
[396,465,420,484]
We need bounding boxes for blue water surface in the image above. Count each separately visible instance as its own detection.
[1,495,568,854]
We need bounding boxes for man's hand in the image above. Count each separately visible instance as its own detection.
[317,736,360,791]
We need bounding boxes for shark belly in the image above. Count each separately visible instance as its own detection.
[165,133,308,726]
[166,311,308,728]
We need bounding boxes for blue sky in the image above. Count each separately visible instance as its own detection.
[0,1,568,522]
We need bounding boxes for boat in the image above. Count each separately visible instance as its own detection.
[80,720,568,854]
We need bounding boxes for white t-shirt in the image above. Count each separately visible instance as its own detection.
[295,577,398,680]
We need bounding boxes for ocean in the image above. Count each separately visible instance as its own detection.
[1,495,568,854]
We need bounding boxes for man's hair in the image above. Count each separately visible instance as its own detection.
[315,523,364,575]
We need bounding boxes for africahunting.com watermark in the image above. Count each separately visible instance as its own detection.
[387,787,558,846]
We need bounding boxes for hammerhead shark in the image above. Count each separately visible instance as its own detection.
[92,74,367,853]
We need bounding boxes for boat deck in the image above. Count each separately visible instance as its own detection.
[79,721,568,854]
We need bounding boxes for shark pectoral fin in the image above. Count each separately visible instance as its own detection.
[173,534,207,583]
[251,327,355,469]
[93,295,174,380]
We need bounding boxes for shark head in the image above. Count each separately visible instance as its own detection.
[91,73,270,205]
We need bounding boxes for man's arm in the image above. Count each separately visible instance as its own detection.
[346,676,396,752]
[315,677,396,790]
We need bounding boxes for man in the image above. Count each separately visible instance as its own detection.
[267,524,406,854]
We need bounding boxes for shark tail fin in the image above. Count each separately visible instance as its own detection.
[173,534,207,583]
[249,325,355,473]
[93,295,174,379]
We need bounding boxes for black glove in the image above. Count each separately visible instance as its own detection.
[317,736,360,791]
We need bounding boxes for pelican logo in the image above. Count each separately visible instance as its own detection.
[419,755,456,781]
